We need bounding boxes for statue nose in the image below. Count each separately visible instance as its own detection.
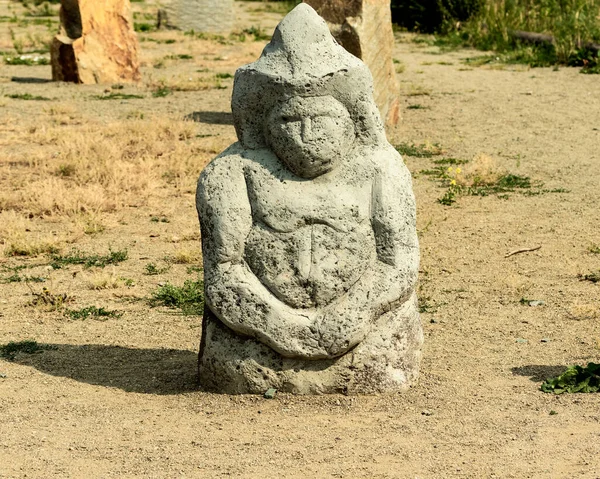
[301,117,313,141]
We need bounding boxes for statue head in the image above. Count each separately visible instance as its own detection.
[231,3,386,161]
[266,95,354,178]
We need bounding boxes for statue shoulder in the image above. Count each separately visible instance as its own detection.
[361,144,411,182]
[199,143,248,186]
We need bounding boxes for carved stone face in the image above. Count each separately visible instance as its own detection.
[266,96,355,179]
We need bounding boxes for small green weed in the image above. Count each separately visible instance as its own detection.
[93,93,144,100]
[50,249,128,269]
[0,274,45,283]
[541,363,600,394]
[578,272,600,283]
[418,297,441,313]
[150,216,169,223]
[4,55,49,65]
[6,93,52,100]
[0,340,56,361]
[1,274,22,283]
[134,22,155,32]
[432,158,469,165]
[152,86,171,98]
[215,72,233,79]
[150,279,204,315]
[165,54,192,60]
[144,263,170,275]
[395,142,443,158]
[242,26,271,41]
[588,244,600,254]
[66,306,122,321]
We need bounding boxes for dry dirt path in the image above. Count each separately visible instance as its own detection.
[1,2,600,478]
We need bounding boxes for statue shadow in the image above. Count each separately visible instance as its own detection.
[185,111,234,125]
[11,77,53,84]
[10,343,199,395]
[511,364,567,382]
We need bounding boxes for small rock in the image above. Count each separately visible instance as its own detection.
[263,388,277,399]
[430,319,438,324]
[541,338,551,343]
[0,373,7,378]
[528,300,545,307]
[516,338,528,343]
[421,410,433,416]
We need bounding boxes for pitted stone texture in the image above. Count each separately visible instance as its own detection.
[51,0,141,84]
[304,0,401,129]
[163,0,235,34]
[197,4,421,394]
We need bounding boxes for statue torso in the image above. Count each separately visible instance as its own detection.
[242,151,377,309]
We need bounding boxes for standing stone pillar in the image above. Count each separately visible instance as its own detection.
[51,0,141,84]
[162,0,235,34]
[196,4,422,395]
[303,0,401,129]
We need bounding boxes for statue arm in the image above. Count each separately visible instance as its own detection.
[197,152,329,359]
[317,150,419,356]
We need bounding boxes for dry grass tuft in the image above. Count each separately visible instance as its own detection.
[169,248,202,264]
[0,211,65,257]
[452,154,505,187]
[0,118,211,217]
[86,270,125,290]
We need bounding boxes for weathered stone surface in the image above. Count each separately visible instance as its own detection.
[196,4,421,394]
[304,0,401,129]
[163,0,235,34]
[51,0,141,84]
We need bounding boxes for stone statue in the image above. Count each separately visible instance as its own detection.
[196,4,422,394]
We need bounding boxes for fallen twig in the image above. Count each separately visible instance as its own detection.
[505,245,541,258]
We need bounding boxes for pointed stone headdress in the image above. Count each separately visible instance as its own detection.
[231,3,386,149]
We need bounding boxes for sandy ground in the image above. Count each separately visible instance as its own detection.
[1,1,599,478]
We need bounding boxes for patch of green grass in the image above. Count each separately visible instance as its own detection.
[418,296,441,313]
[50,249,128,269]
[442,0,600,72]
[134,22,155,32]
[588,244,600,254]
[150,279,204,315]
[215,72,233,79]
[165,54,192,60]
[1,274,22,283]
[242,26,271,41]
[152,86,171,98]
[541,363,600,394]
[418,155,564,206]
[6,93,52,100]
[66,306,122,321]
[150,216,169,223]
[4,55,50,65]
[144,263,170,275]
[186,265,203,275]
[0,340,56,361]
[0,274,45,284]
[93,93,144,100]
[432,158,469,165]
[396,142,443,158]
[407,104,429,110]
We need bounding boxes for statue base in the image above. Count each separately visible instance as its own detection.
[198,294,423,395]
